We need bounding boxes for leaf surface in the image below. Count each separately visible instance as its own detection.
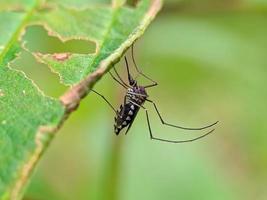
[0,0,162,199]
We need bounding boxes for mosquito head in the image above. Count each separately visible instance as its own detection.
[129,78,137,87]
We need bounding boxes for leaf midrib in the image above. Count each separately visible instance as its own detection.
[0,0,41,65]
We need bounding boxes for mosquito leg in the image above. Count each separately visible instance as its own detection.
[145,110,215,143]
[128,100,215,143]
[143,83,158,89]
[91,90,117,114]
[146,99,219,131]
[131,44,158,88]
[124,56,136,85]
[109,71,128,89]
[125,121,134,135]
[126,92,218,131]
[113,67,131,88]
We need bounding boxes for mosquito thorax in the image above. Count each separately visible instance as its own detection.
[129,85,147,94]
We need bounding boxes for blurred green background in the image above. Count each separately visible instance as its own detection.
[12,0,267,199]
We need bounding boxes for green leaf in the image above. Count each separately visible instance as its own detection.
[0,0,162,199]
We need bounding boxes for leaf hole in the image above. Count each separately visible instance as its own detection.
[22,25,96,54]
[11,49,68,98]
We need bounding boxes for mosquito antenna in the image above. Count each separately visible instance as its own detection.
[124,56,135,85]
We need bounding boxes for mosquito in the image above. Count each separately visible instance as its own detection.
[91,45,218,143]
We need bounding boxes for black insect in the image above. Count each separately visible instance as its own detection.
[92,45,218,143]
